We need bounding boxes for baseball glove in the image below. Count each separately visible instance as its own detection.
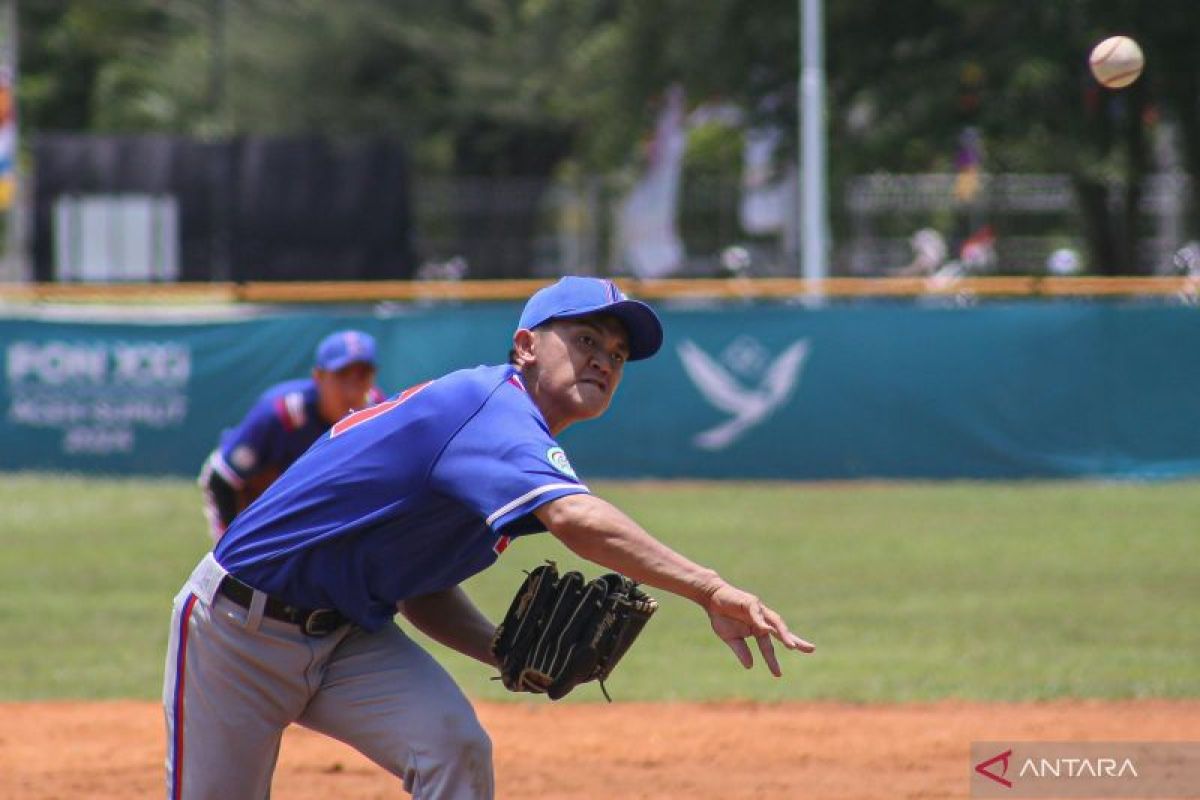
[491,561,658,701]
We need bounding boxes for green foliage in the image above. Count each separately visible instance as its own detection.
[0,475,1196,703]
[19,0,175,131]
[685,122,741,175]
[16,1,1200,167]
[15,0,798,172]
[820,0,1199,271]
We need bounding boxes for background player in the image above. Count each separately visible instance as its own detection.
[164,277,814,799]
[197,328,384,542]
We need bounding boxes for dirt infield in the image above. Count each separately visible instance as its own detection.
[1,699,1197,799]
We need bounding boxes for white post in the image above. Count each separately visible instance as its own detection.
[800,0,828,292]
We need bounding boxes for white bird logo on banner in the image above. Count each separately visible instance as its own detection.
[677,338,810,450]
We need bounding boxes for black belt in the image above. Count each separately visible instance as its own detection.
[218,574,347,637]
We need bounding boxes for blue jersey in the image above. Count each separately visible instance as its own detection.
[210,378,327,486]
[214,364,589,631]
[209,379,385,488]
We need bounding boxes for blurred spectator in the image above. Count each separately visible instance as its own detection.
[894,228,948,276]
[958,224,997,272]
[953,127,985,204]
[416,255,469,281]
[1172,241,1200,276]
[1046,247,1082,276]
[720,244,753,276]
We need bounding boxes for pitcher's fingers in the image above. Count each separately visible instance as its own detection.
[756,634,782,677]
[762,607,815,652]
[724,637,754,669]
[761,607,795,643]
[747,601,773,636]
[787,633,816,653]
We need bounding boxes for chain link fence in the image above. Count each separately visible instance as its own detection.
[24,137,1195,282]
[412,170,1193,280]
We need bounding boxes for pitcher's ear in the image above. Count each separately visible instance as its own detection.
[512,328,537,368]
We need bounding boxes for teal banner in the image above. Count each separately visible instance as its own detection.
[2,301,1198,480]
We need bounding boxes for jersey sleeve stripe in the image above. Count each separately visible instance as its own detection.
[207,450,245,489]
[285,392,307,429]
[485,482,588,527]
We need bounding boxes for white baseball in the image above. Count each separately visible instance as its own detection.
[1089,35,1144,89]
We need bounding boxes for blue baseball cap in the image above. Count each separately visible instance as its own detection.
[314,330,377,372]
[517,276,663,361]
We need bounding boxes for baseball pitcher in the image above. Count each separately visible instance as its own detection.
[164,277,814,799]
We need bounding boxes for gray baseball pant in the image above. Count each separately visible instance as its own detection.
[163,553,494,799]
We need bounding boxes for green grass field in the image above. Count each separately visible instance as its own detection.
[1,474,1197,703]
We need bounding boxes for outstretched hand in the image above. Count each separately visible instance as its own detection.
[706,584,815,676]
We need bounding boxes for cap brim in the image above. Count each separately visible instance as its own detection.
[319,356,376,372]
[557,299,663,361]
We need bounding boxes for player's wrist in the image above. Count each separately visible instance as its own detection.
[689,568,725,608]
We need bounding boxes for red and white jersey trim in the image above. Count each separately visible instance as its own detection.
[284,392,307,428]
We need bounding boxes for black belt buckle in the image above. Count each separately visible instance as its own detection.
[301,608,343,637]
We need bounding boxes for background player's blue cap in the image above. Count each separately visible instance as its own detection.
[517,276,663,361]
[315,330,377,371]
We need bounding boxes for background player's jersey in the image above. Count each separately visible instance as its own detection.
[214,364,589,631]
[207,378,385,488]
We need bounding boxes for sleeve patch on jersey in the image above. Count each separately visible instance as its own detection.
[229,445,258,473]
[546,447,578,479]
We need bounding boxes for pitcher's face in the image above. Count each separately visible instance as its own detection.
[516,314,630,434]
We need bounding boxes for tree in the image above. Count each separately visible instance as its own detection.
[18,0,177,132]
[571,0,1199,275]
[816,0,1190,275]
